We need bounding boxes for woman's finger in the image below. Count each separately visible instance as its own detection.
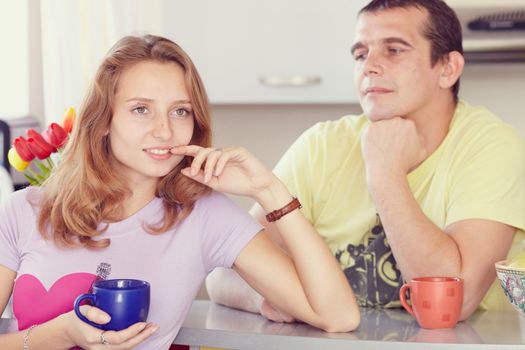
[190,148,216,176]
[100,322,154,346]
[170,145,202,157]
[78,305,111,325]
[203,149,223,183]
[114,324,159,349]
[214,150,234,177]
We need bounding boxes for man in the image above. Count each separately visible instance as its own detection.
[206,0,525,322]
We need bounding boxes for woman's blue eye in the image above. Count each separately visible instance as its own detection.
[133,106,148,114]
[173,108,191,117]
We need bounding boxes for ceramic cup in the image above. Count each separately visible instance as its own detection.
[400,277,463,329]
[74,279,150,331]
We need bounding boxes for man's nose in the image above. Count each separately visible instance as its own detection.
[363,51,383,76]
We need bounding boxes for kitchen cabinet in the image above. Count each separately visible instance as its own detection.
[162,0,368,104]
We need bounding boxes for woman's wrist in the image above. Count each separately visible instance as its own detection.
[252,176,293,214]
[54,313,77,347]
[21,315,74,350]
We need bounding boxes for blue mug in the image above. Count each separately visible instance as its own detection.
[74,279,150,331]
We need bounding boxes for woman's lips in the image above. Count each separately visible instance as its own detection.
[143,147,173,159]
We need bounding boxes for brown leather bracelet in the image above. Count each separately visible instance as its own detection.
[265,197,302,222]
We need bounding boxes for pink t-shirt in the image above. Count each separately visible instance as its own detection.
[0,187,261,349]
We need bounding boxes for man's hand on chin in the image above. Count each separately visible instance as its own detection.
[361,117,427,184]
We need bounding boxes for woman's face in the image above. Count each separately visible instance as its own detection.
[109,60,194,188]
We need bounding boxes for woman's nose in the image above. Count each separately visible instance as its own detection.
[151,116,173,141]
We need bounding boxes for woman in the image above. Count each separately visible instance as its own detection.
[0,34,359,350]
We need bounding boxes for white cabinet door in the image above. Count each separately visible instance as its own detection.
[163,0,368,104]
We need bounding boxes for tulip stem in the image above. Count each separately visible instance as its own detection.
[46,157,54,169]
[26,167,39,179]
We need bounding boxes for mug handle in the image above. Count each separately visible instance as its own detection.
[74,294,100,328]
[399,283,414,316]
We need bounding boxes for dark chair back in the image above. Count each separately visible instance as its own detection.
[0,119,10,174]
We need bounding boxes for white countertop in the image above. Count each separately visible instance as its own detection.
[173,300,525,349]
[2,300,524,349]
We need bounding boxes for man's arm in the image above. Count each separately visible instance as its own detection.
[368,174,514,319]
[361,117,516,320]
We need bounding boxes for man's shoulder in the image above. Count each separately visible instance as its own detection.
[302,113,367,147]
[455,101,516,131]
[309,113,367,133]
[449,101,525,160]
[453,101,524,143]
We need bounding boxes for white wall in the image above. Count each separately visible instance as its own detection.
[461,63,525,136]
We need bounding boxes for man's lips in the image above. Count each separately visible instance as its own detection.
[364,87,393,95]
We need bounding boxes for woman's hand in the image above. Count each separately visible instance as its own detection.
[171,146,277,201]
[60,306,158,349]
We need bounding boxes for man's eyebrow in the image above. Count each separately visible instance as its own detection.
[382,37,414,48]
[350,42,366,55]
[351,37,414,55]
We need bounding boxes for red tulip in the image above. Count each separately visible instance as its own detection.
[42,123,68,149]
[13,136,35,162]
[26,129,55,159]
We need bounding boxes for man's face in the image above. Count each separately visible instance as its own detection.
[352,7,443,122]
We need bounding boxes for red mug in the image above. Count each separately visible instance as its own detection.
[400,277,463,329]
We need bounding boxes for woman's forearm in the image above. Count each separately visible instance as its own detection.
[253,177,360,331]
[0,314,73,350]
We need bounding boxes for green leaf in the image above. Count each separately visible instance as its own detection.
[35,160,50,172]
[24,173,40,186]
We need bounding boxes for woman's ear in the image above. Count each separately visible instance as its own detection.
[439,51,464,89]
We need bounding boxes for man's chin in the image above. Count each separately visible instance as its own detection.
[365,113,400,122]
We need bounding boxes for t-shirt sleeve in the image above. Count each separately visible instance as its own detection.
[0,190,28,272]
[273,125,321,224]
[198,192,263,272]
[446,127,525,230]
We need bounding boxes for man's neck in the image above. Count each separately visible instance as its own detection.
[409,95,457,157]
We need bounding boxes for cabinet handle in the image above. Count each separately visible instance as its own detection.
[259,75,322,87]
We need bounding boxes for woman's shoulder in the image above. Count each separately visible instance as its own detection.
[194,191,238,211]
[0,187,41,236]
[3,186,42,208]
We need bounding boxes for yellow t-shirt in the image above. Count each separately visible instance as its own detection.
[273,101,525,310]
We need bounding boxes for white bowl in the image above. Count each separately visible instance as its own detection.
[495,259,525,317]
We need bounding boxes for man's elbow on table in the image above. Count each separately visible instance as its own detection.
[459,296,484,321]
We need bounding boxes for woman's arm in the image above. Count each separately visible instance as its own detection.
[0,265,157,349]
[172,146,360,332]
[233,180,359,332]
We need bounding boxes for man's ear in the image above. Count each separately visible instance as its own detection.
[439,51,464,89]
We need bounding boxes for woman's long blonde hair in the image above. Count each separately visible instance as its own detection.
[38,34,212,249]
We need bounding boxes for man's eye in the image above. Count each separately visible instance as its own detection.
[353,52,367,61]
[388,48,403,55]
